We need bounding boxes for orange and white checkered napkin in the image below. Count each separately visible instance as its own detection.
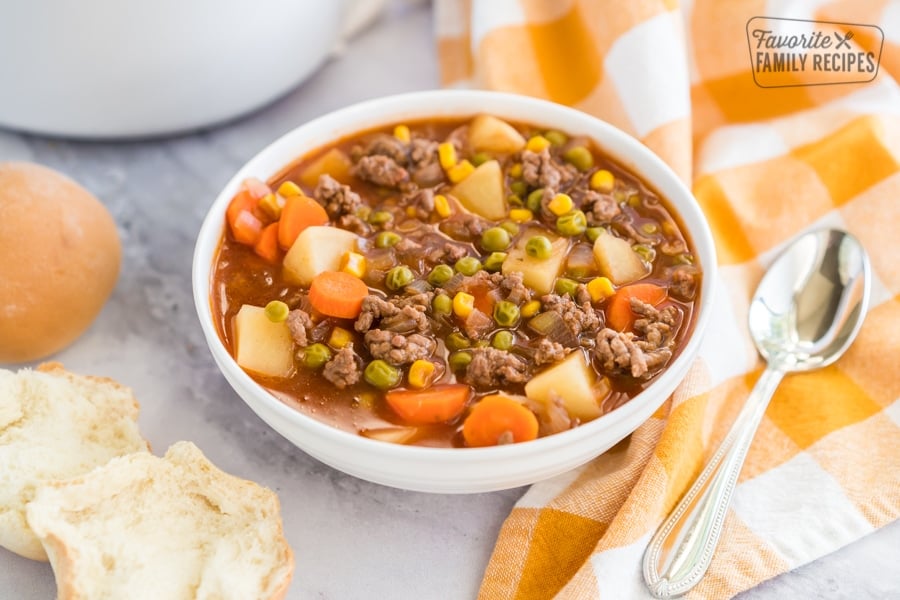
[436,1,900,598]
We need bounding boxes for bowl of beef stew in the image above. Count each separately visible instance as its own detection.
[193,90,716,493]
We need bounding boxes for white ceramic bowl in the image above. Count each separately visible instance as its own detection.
[193,90,717,494]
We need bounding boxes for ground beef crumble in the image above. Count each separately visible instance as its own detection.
[533,338,569,366]
[315,174,362,220]
[352,155,409,188]
[286,309,314,347]
[465,347,530,389]
[322,344,361,389]
[364,329,435,366]
[540,292,602,339]
[521,149,577,191]
[593,299,680,378]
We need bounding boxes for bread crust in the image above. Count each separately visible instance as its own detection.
[0,363,148,561]
[0,161,121,363]
[27,442,294,600]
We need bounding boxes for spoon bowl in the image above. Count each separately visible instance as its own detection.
[643,228,871,598]
[749,229,870,371]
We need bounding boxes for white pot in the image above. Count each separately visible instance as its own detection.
[0,0,382,138]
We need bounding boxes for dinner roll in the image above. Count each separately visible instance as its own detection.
[0,162,120,363]
[26,441,295,600]
[0,363,148,561]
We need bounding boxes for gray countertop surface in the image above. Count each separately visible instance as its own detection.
[1,1,897,598]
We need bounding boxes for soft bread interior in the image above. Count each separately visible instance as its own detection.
[26,441,294,600]
[0,363,147,560]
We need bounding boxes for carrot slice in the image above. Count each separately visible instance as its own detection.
[605,283,667,332]
[226,190,256,231]
[385,384,472,425]
[253,222,280,263]
[462,395,539,447]
[308,271,370,319]
[278,195,329,249]
[230,209,263,246]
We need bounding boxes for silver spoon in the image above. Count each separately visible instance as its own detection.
[642,228,871,598]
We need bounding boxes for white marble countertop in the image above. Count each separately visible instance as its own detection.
[1,1,897,598]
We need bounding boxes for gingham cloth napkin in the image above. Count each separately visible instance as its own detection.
[435,1,900,598]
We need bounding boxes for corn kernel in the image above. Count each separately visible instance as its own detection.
[547,193,574,216]
[526,135,551,153]
[393,124,410,143]
[257,193,286,221]
[521,300,541,318]
[508,208,534,223]
[277,181,303,197]
[434,194,451,218]
[406,206,418,217]
[438,142,458,169]
[587,277,615,302]
[508,163,523,178]
[340,251,367,278]
[328,326,353,349]
[408,359,436,389]
[590,169,615,193]
[452,292,475,318]
[447,160,475,183]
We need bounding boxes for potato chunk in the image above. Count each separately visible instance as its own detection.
[298,148,352,188]
[283,225,358,285]
[525,350,609,422]
[450,160,507,220]
[502,229,568,295]
[468,115,526,154]
[234,305,295,377]
[592,233,649,285]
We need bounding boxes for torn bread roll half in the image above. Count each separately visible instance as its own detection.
[26,441,295,600]
[0,363,148,560]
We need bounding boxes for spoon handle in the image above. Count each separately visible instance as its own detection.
[642,366,785,598]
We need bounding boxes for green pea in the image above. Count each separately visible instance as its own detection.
[432,293,452,316]
[301,343,332,370]
[446,332,471,351]
[556,210,587,237]
[492,330,514,351]
[563,146,594,172]
[427,264,454,286]
[454,256,482,276]
[481,227,511,252]
[448,351,473,372]
[525,235,552,260]
[493,300,520,327]
[585,227,604,243]
[507,194,523,207]
[364,359,401,390]
[368,210,393,225]
[483,252,507,272]
[472,151,492,166]
[500,220,520,236]
[555,278,580,298]
[510,180,529,196]
[633,244,656,263]
[526,189,544,213]
[385,265,414,290]
[264,300,289,323]
[544,130,568,147]
[375,231,401,248]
